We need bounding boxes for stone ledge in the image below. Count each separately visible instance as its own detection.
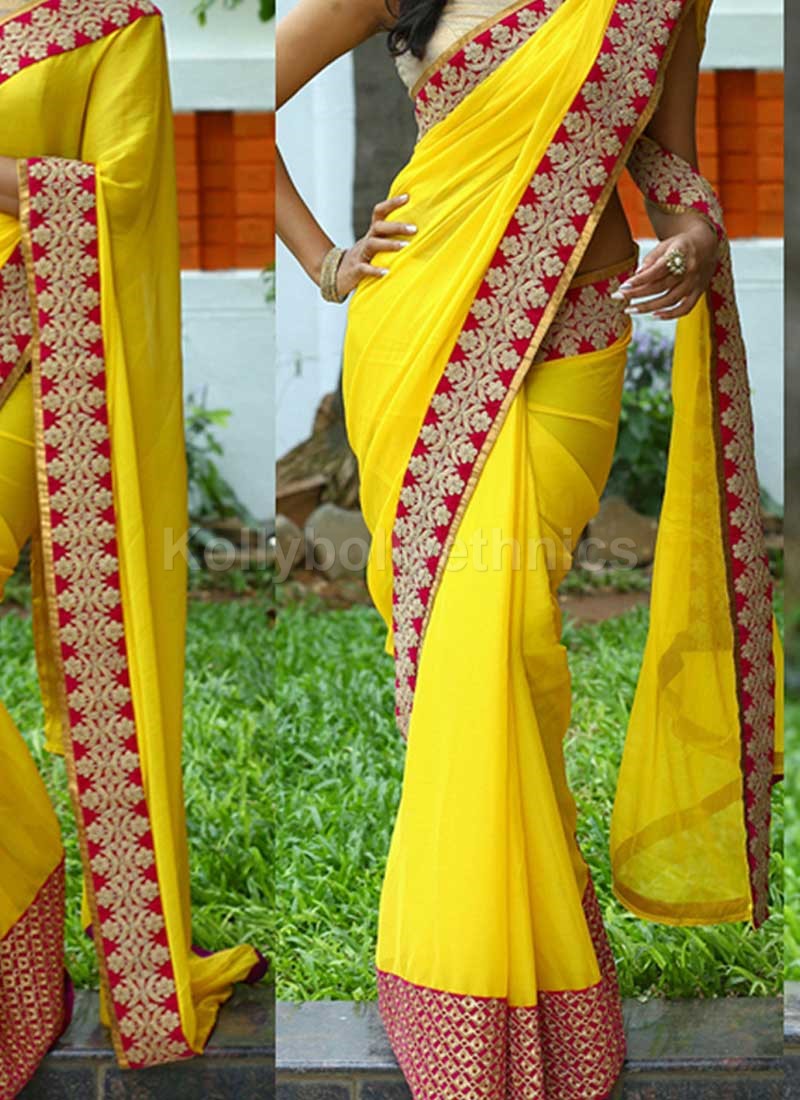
[277,996,783,1099]
[19,985,275,1100]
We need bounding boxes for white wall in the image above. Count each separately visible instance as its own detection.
[275,2,785,506]
[159,0,275,521]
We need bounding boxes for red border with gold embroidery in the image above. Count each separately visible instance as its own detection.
[0,244,32,410]
[626,138,775,927]
[0,861,66,1100]
[19,156,193,1069]
[391,0,691,742]
[377,877,625,1098]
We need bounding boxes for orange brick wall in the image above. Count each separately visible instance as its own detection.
[619,70,783,238]
[175,111,275,270]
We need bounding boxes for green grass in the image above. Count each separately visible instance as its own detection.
[275,599,783,1002]
[0,597,273,990]
[786,700,800,980]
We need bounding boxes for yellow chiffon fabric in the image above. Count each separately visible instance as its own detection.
[0,7,261,1074]
[343,0,779,1033]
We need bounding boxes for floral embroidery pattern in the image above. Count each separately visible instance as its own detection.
[391,0,686,740]
[536,261,636,364]
[414,0,563,138]
[377,877,625,1098]
[0,0,156,81]
[0,243,32,409]
[0,862,66,1100]
[627,137,775,927]
[21,157,193,1069]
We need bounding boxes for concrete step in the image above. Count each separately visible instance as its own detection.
[277,996,783,1099]
[18,985,275,1100]
[784,982,800,1097]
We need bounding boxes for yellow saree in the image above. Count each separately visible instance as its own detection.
[342,0,782,1095]
[0,3,265,1094]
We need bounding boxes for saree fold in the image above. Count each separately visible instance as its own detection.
[342,0,780,1095]
[0,3,264,1092]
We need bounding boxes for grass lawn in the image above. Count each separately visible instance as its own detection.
[0,593,273,990]
[275,599,783,1002]
[786,699,799,980]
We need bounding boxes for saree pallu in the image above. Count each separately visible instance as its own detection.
[342,0,782,1094]
[0,4,265,1094]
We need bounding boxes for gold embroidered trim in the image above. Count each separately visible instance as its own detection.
[0,0,157,80]
[0,243,33,413]
[413,0,564,138]
[0,861,66,1099]
[391,0,693,739]
[536,258,636,364]
[377,877,625,1098]
[19,156,193,1070]
[627,135,775,928]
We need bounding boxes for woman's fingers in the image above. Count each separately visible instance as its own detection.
[626,282,689,315]
[654,290,700,320]
[371,219,417,237]
[372,194,410,220]
[362,236,408,260]
[357,261,388,278]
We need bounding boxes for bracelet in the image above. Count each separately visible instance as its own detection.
[319,246,349,304]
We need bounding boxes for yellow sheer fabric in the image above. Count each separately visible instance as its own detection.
[0,7,262,1079]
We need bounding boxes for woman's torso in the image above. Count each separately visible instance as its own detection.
[392,0,636,275]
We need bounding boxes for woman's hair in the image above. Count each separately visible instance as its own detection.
[386,0,448,59]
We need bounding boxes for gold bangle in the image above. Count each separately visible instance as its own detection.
[320,246,349,303]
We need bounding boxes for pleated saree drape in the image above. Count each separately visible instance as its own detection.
[0,4,265,1095]
[342,0,783,1095]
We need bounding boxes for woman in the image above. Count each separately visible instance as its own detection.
[277,0,783,1094]
[0,3,265,1095]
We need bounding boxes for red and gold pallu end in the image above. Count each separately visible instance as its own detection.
[0,244,32,413]
[625,137,777,928]
[377,880,625,1100]
[391,0,694,741]
[0,862,67,1100]
[17,156,194,1070]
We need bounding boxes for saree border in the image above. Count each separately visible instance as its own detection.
[18,157,194,1070]
[0,0,158,83]
[412,0,564,138]
[377,876,625,1099]
[391,0,693,740]
[0,859,66,1100]
[626,137,775,927]
[0,243,32,412]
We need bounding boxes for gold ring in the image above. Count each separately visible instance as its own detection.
[665,248,687,277]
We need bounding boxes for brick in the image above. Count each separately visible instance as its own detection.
[173,113,197,138]
[235,218,272,246]
[756,125,783,156]
[719,183,755,211]
[198,163,235,190]
[201,244,236,270]
[722,211,757,237]
[756,98,784,127]
[178,217,200,246]
[174,135,198,167]
[180,244,201,269]
[177,190,200,218]
[237,244,274,268]
[197,110,234,141]
[757,184,783,214]
[721,152,756,181]
[696,123,718,154]
[176,163,200,191]
[236,190,273,217]
[755,70,784,98]
[719,123,755,154]
[698,70,717,96]
[758,155,784,182]
[203,217,236,246]
[756,212,783,237]
[235,137,273,166]
[201,190,232,217]
[696,97,717,128]
[234,112,274,138]
[236,165,272,192]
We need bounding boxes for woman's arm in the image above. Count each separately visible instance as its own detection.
[277,0,416,297]
[616,10,718,320]
[0,156,19,217]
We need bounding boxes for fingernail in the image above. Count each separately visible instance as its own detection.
[397,194,409,201]
[624,306,637,315]
[404,224,418,233]
[397,241,410,248]
[610,290,626,301]
[379,268,390,275]
[619,281,633,290]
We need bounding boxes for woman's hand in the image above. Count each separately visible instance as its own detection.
[613,215,719,320]
[335,194,417,298]
[0,156,19,218]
